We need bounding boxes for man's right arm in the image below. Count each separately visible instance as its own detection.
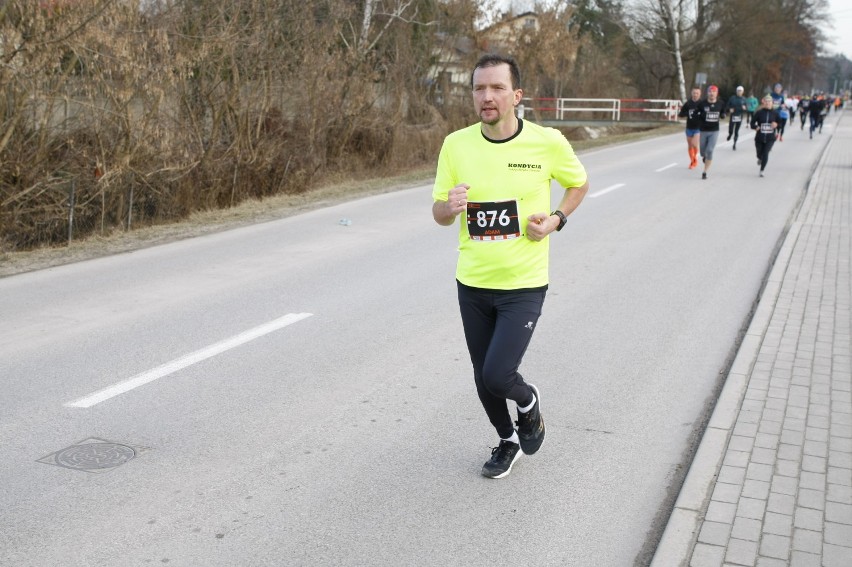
[432,183,470,226]
[432,200,456,226]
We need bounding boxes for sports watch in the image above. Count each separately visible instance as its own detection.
[551,210,567,231]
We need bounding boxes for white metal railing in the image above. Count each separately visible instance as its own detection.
[519,97,682,122]
[631,99,682,121]
[558,98,621,121]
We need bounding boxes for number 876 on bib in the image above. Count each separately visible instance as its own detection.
[466,199,521,241]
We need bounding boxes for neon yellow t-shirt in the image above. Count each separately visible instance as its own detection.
[433,119,587,290]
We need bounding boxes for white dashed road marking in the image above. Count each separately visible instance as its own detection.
[589,183,626,198]
[64,313,313,408]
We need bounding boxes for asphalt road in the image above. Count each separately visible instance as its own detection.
[0,117,834,566]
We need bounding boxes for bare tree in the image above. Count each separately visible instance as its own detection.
[626,0,718,99]
[660,0,687,100]
[509,2,584,99]
[625,0,831,98]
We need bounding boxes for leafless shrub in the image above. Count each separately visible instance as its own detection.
[0,0,448,250]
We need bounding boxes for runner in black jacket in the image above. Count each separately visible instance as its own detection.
[678,86,703,169]
[808,95,824,139]
[695,85,726,180]
[799,95,810,130]
[751,95,779,177]
[725,86,747,149]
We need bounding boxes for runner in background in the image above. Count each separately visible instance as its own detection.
[799,94,810,130]
[696,85,726,180]
[808,93,823,139]
[777,102,789,141]
[746,92,759,127]
[770,83,785,110]
[678,86,703,169]
[725,86,747,150]
[751,94,779,177]
[785,92,798,127]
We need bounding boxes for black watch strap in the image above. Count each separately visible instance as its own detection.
[551,210,567,231]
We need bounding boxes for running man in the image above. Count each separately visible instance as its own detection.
[678,86,703,169]
[808,94,824,139]
[431,54,589,479]
[799,95,810,130]
[818,94,828,133]
[696,85,726,180]
[751,94,779,177]
[726,86,747,150]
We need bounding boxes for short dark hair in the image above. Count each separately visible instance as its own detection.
[471,54,521,90]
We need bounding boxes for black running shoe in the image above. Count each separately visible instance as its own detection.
[481,440,521,479]
[516,384,545,455]
[702,172,707,180]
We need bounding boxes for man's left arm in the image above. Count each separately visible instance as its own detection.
[526,180,589,241]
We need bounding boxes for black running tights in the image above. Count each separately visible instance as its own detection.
[728,119,742,141]
[457,281,543,439]
[755,137,775,171]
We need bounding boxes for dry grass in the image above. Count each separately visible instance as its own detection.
[0,124,680,278]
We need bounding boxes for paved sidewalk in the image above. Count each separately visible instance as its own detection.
[652,110,852,567]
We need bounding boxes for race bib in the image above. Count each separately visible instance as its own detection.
[706,111,720,122]
[760,123,774,134]
[732,115,742,123]
[466,200,521,241]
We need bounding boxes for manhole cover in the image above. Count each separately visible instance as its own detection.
[38,438,148,473]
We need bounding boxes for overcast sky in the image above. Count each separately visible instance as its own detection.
[826,0,852,58]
